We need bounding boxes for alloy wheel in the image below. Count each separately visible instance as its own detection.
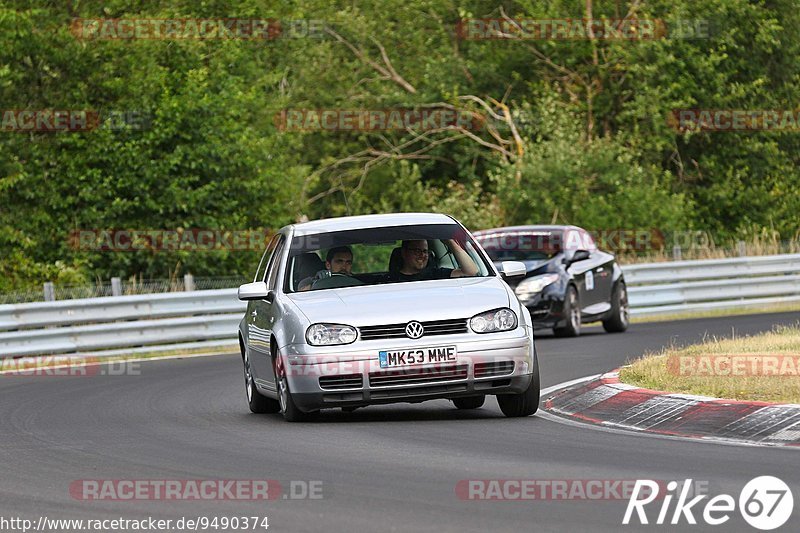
[619,286,630,326]
[569,291,580,329]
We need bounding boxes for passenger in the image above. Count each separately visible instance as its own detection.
[396,239,478,281]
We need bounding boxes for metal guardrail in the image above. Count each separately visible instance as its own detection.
[0,289,245,357]
[0,315,241,357]
[625,253,800,316]
[622,253,800,284]
[1,254,799,357]
[0,289,241,330]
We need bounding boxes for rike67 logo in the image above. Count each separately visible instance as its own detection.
[623,476,794,530]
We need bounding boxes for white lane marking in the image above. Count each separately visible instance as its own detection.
[765,419,800,443]
[537,374,800,450]
[617,396,697,429]
[607,381,640,392]
[540,374,601,397]
[536,408,793,449]
[719,406,800,440]
[548,385,623,416]
[665,393,718,402]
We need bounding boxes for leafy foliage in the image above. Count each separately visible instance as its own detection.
[1,0,798,290]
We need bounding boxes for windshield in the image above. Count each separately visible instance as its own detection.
[284,223,492,293]
[476,232,564,262]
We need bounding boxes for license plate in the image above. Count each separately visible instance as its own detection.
[378,345,457,368]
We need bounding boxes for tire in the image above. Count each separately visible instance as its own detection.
[497,357,540,418]
[603,281,630,333]
[243,347,280,414]
[553,285,581,337]
[453,396,486,410]
[274,353,318,422]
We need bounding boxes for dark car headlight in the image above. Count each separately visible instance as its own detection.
[470,308,518,333]
[306,323,358,346]
[515,273,560,303]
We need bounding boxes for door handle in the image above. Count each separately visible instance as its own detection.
[251,309,258,318]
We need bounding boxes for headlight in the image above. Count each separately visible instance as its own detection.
[470,308,518,333]
[306,323,357,346]
[515,273,560,302]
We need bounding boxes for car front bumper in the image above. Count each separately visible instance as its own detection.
[279,328,535,412]
[520,293,567,329]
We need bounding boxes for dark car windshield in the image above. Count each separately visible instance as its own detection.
[284,223,492,293]
[476,232,564,262]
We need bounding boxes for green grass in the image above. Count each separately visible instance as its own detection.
[620,324,800,404]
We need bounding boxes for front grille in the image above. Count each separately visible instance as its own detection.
[474,360,515,378]
[369,364,469,388]
[358,318,468,340]
[371,383,468,399]
[319,374,363,390]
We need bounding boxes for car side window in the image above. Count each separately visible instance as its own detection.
[265,236,287,290]
[254,235,280,282]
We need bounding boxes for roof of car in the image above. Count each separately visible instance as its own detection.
[473,225,579,236]
[289,213,457,234]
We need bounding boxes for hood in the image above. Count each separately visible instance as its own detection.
[287,277,511,326]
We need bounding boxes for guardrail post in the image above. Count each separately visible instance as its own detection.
[737,240,747,257]
[184,273,195,292]
[43,282,55,302]
[672,244,682,261]
[111,277,122,296]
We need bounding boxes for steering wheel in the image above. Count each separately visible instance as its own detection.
[311,272,364,289]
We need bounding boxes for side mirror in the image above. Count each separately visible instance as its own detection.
[564,249,591,266]
[499,260,527,279]
[238,281,269,301]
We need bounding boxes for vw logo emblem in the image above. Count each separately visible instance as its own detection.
[405,321,424,339]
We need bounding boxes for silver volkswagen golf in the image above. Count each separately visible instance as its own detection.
[237,213,539,421]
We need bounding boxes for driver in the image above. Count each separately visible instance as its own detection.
[299,246,355,291]
[324,246,353,276]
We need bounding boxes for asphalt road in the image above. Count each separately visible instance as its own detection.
[1,312,798,533]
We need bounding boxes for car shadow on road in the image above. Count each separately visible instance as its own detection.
[243,403,543,424]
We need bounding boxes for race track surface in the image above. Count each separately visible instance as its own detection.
[2,312,798,532]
